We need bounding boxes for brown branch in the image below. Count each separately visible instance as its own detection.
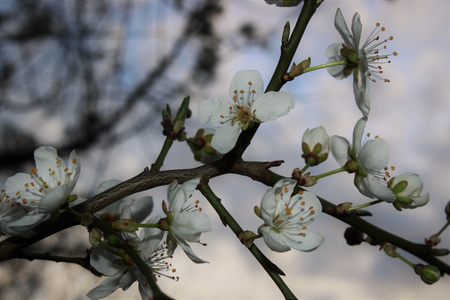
[0,158,277,261]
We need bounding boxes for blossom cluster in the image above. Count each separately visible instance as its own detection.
[0,3,437,300]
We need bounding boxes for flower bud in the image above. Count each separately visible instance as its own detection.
[106,234,126,248]
[335,202,352,214]
[425,234,441,247]
[298,172,317,187]
[301,126,330,166]
[414,264,441,284]
[254,205,262,219]
[388,173,429,209]
[187,128,222,163]
[288,58,311,78]
[281,21,290,46]
[89,228,102,247]
[344,227,364,246]
[382,243,397,258]
[80,212,95,227]
[238,230,257,248]
[111,219,138,232]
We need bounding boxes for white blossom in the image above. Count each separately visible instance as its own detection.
[198,70,295,153]
[259,178,324,252]
[87,217,168,300]
[301,126,330,166]
[4,146,80,233]
[331,117,396,201]
[389,173,430,209]
[326,8,396,116]
[163,178,212,263]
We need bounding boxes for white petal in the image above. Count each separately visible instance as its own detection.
[290,192,322,225]
[7,212,47,228]
[119,267,138,290]
[252,92,295,122]
[37,185,69,213]
[128,196,153,223]
[140,225,164,260]
[167,178,200,216]
[86,272,123,299]
[352,116,368,153]
[97,180,121,194]
[34,146,60,182]
[330,135,351,167]
[4,173,41,206]
[172,211,212,242]
[402,193,430,208]
[302,126,330,152]
[229,70,264,100]
[334,8,356,49]
[197,97,232,127]
[353,74,370,116]
[281,229,324,252]
[66,149,80,190]
[260,178,297,225]
[359,138,389,173]
[393,173,423,196]
[90,246,123,276]
[261,226,291,252]
[172,234,209,263]
[358,174,396,201]
[210,122,241,154]
[351,12,362,49]
[138,279,154,300]
[325,43,347,79]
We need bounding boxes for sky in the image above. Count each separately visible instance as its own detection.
[1,1,449,299]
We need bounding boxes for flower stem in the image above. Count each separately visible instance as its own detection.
[229,0,318,160]
[313,166,347,180]
[435,221,450,237]
[199,182,296,300]
[302,59,347,74]
[150,137,173,172]
[395,251,416,269]
[136,223,160,229]
[347,199,384,212]
[300,165,310,174]
[92,216,173,299]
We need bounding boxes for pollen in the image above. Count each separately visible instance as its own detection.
[248,81,252,85]
[72,158,77,164]
[284,186,288,193]
[301,201,305,206]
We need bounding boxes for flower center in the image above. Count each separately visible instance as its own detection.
[220,81,258,130]
[10,158,77,206]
